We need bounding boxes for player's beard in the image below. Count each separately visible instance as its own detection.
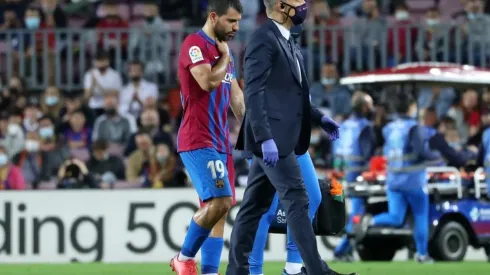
[214,24,234,42]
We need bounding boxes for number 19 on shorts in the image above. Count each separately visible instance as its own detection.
[207,160,226,179]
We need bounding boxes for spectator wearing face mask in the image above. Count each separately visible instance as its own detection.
[92,92,137,145]
[120,61,159,117]
[38,115,71,181]
[21,6,57,84]
[349,0,386,70]
[129,0,170,69]
[64,109,92,150]
[83,50,123,115]
[458,0,490,66]
[41,86,63,121]
[124,108,172,156]
[416,7,453,62]
[309,62,352,120]
[12,131,42,188]
[23,101,42,133]
[2,113,25,158]
[387,3,417,64]
[0,145,25,190]
[85,140,126,184]
[147,141,180,188]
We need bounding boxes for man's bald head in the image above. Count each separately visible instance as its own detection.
[352,91,373,116]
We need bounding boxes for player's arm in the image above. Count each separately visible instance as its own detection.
[230,81,245,123]
[185,40,230,92]
[244,33,275,143]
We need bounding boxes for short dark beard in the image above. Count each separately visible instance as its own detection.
[214,26,229,41]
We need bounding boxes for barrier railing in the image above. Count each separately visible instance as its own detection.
[474,167,485,199]
[1,22,489,90]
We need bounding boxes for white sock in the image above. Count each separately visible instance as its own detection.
[177,253,193,261]
[202,273,218,275]
[249,274,263,275]
[285,262,303,274]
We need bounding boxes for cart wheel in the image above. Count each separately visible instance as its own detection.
[356,238,397,261]
[431,221,468,261]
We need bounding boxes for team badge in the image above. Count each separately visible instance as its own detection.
[215,178,225,189]
[189,46,204,63]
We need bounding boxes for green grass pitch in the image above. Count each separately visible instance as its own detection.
[0,262,489,275]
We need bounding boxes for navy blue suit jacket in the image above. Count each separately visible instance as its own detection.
[235,19,323,157]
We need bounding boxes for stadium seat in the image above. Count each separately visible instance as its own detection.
[438,0,465,19]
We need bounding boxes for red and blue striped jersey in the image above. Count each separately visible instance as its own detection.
[177,30,235,155]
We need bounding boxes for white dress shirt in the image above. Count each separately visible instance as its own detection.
[120,79,159,116]
[83,68,123,109]
[272,21,302,83]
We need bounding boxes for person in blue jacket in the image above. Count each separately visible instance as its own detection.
[333,92,377,261]
[356,92,438,263]
[473,126,490,261]
[422,107,476,168]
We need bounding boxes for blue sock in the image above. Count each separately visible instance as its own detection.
[201,237,224,274]
[286,227,303,264]
[181,219,211,258]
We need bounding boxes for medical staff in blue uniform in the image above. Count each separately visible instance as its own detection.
[333,92,376,261]
[473,127,490,261]
[357,93,438,263]
[477,127,490,200]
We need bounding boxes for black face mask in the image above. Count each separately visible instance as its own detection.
[365,110,375,120]
[145,16,155,23]
[98,66,108,73]
[9,87,19,95]
[131,76,142,82]
[105,108,117,116]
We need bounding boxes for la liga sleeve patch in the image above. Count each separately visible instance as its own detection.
[189,46,204,64]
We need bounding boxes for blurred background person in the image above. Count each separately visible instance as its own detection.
[0,144,25,190]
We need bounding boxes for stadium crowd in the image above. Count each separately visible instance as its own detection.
[0,0,489,190]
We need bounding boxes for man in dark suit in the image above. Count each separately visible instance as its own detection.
[227,1,358,275]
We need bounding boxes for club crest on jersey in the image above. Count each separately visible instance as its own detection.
[189,46,204,63]
[216,178,225,189]
[222,72,233,84]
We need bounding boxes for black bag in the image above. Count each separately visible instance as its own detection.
[269,179,346,236]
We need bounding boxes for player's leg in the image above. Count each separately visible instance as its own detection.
[172,148,233,274]
[249,194,279,275]
[201,154,236,275]
[370,189,408,226]
[201,216,226,275]
[334,197,365,259]
[405,187,431,262]
[284,152,322,274]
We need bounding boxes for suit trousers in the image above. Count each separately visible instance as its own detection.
[226,153,328,275]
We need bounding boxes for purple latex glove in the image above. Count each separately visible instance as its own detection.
[320,116,340,141]
[261,139,279,167]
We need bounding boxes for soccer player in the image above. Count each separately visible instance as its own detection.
[170,1,244,275]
